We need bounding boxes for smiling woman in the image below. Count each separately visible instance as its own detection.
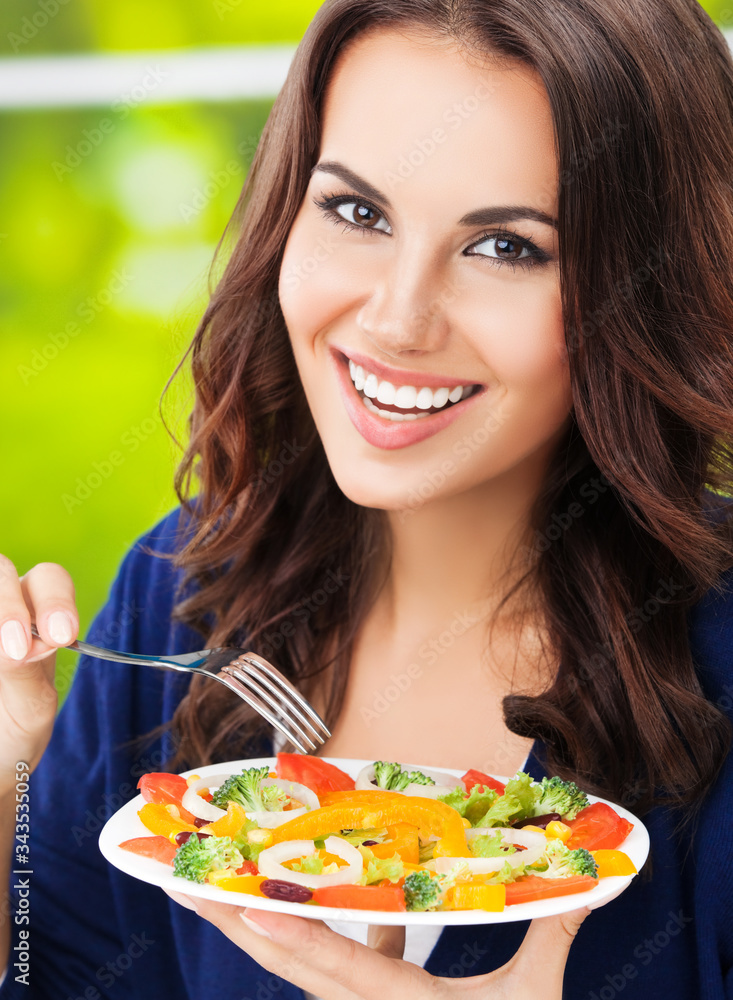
[1,0,733,999]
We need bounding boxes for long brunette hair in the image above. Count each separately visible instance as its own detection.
[161,0,733,815]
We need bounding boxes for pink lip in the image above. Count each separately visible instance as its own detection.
[333,344,481,390]
[329,348,487,451]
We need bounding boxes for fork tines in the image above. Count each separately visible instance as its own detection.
[219,652,330,755]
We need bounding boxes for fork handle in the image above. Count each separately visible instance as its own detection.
[29,625,192,672]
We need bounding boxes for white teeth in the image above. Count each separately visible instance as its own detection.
[348,358,475,414]
[415,386,434,410]
[376,380,396,405]
[362,395,430,420]
[394,385,417,409]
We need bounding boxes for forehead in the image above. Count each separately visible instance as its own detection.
[319,28,558,217]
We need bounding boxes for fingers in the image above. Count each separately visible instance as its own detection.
[0,555,32,662]
[366,924,406,960]
[0,557,78,666]
[172,895,364,1000]
[20,562,78,661]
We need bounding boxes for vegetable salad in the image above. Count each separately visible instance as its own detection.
[119,756,637,913]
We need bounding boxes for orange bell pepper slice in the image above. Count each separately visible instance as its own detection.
[272,791,467,857]
[369,823,419,865]
[591,850,637,878]
[138,802,198,842]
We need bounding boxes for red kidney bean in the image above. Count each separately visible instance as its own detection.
[260,879,313,903]
[513,813,561,829]
[174,831,211,847]
[193,817,210,828]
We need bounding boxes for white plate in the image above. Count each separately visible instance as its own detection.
[99,757,650,926]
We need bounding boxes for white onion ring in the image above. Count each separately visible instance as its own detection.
[257,836,363,888]
[466,827,547,851]
[245,779,320,828]
[181,774,230,822]
[182,775,320,826]
[355,763,467,799]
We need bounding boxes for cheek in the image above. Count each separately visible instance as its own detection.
[279,220,365,345]
[464,273,568,401]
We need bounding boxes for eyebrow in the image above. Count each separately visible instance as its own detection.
[311,160,558,230]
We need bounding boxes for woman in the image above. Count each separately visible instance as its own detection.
[1,0,732,997]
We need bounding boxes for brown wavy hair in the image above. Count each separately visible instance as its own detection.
[159,0,733,816]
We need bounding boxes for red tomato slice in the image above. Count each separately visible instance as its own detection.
[461,769,506,795]
[312,884,406,912]
[566,802,634,851]
[276,753,355,796]
[505,875,598,905]
[236,859,259,876]
[137,773,197,825]
[119,836,177,865]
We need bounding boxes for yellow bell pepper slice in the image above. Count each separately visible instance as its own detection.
[138,802,198,842]
[274,791,468,857]
[442,882,506,911]
[591,850,637,878]
[212,874,269,896]
[201,802,249,839]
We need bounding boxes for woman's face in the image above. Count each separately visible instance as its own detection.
[278,28,570,511]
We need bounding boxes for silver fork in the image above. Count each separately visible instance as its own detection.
[31,624,330,754]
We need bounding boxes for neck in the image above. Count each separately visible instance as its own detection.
[375,457,549,639]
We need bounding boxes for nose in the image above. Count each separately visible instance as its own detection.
[355,245,451,357]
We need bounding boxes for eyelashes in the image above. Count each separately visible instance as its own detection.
[312,191,552,272]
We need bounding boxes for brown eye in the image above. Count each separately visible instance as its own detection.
[495,238,523,259]
[334,200,391,233]
[352,203,379,226]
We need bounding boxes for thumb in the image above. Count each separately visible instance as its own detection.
[367,923,406,960]
[508,906,591,992]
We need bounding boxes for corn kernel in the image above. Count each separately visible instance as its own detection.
[247,828,274,847]
[461,817,472,829]
[186,774,201,787]
[519,824,545,835]
[545,821,572,842]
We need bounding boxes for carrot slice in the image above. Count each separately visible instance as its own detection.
[505,875,598,905]
[312,884,406,912]
[119,836,176,865]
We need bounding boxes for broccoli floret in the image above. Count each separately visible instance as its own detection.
[403,870,443,911]
[532,839,598,879]
[372,761,436,792]
[402,863,474,911]
[211,766,289,813]
[172,834,244,884]
[533,776,589,821]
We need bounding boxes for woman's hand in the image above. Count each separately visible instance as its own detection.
[0,556,78,792]
[165,890,590,1000]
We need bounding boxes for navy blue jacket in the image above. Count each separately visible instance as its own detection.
[3,506,732,999]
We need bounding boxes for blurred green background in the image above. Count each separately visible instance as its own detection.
[0,1,728,701]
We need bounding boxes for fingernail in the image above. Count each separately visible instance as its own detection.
[240,911,273,939]
[166,890,199,912]
[1,620,28,661]
[47,611,73,646]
